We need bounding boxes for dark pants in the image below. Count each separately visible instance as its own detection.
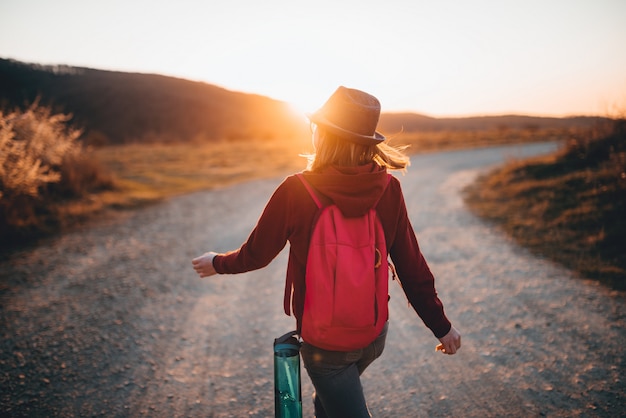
[300,322,388,418]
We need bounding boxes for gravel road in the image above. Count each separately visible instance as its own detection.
[1,142,624,417]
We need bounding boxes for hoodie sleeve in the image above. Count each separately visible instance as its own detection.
[213,178,293,274]
[388,185,452,339]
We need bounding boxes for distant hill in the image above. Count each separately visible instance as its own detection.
[378,112,607,134]
[0,58,307,144]
[1,58,608,145]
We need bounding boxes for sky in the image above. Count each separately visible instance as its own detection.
[1,0,625,117]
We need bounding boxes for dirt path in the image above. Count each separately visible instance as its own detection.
[1,143,624,417]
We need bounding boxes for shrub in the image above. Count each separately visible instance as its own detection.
[0,102,114,244]
[465,117,626,289]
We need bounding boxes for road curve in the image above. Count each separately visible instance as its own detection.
[1,142,624,417]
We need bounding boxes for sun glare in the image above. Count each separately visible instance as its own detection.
[280,86,332,122]
[288,97,319,117]
[286,100,314,125]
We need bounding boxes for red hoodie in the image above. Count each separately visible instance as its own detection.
[213,163,452,339]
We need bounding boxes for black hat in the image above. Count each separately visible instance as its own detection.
[309,86,385,146]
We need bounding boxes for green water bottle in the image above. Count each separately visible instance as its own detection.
[274,331,302,418]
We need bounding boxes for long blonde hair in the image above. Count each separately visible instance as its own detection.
[306,127,410,173]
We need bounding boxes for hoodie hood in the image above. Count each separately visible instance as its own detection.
[301,163,390,217]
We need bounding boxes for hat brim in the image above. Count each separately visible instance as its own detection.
[308,113,385,146]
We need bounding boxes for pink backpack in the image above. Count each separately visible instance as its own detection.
[295,173,391,351]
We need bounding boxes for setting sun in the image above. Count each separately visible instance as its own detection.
[285,100,314,124]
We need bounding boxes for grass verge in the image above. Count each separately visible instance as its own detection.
[464,120,626,290]
[91,127,570,209]
[91,138,312,203]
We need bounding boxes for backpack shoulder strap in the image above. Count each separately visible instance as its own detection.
[284,173,322,317]
[296,173,323,209]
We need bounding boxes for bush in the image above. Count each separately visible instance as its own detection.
[464,117,626,289]
[0,102,115,244]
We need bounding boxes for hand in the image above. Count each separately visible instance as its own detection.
[192,252,218,278]
[436,325,461,355]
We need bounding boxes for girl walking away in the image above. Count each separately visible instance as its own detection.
[192,86,462,417]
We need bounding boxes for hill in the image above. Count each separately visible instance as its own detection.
[378,112,605,134]
[1,58,608,146]
[0,58,307,145]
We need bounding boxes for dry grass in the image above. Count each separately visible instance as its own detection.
[84,128,564,217]
[393,126,573,153]
[0,103,114,244]
[91,128,559,210]
[464,120,626,289]
[92,137,313,205]
[2,133,314,247]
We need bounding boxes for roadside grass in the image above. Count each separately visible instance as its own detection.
[92,138,312,203]
[464,120,626,290]
[0,104,114,246]
[394,125,569,152]
[90,127,564,210]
